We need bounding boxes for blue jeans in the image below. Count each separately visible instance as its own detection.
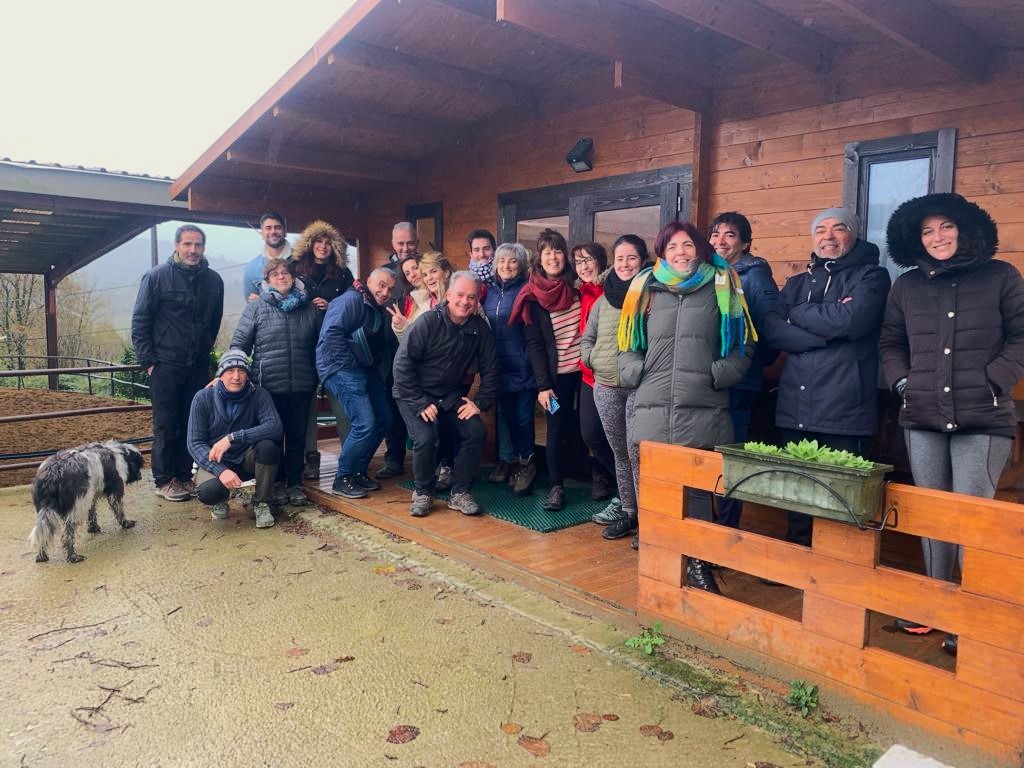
[498,390,537,461]
[323,367,392,476]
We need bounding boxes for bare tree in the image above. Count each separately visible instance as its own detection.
[0,274,41,366]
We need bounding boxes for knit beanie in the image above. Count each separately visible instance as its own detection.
[811,207,860,240]
[216,349,251,377]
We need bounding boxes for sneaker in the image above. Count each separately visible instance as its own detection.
[271,482,289,507]
[686,558,722,594]
[435,464,453,492]
[330,475,367,499]
[591,497,624,525]
[942,633,958,656]
[211,502,229,520]
[155,479,190,502]
[254,502,275,529]
[448,490,481,516]
[631,531,639,550]
[488,461,512,483]
[286,486,309,506]
[543,484,565,511]
[375,460,404,480]
[591,472,613,501]
[351,472,382,491]
[893,618,934,635]
[511,458,537,497]
[602,514,637,540]
[179,478,197,496]
[302,451,321,480]
[410,491,433,517]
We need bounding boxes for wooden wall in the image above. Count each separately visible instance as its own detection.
[363,50,1024,284]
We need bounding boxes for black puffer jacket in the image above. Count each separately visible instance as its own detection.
[880,193,1024,437]
[761,239,891,436]
[230,293,319,395]
[131,257,224,370]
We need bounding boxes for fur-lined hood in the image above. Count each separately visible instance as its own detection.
[292,220,348,268]
[886,193,998,270]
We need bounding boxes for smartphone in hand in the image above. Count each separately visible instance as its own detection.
[548,395,560,414]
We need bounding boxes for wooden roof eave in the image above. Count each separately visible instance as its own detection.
[168,0,385,201]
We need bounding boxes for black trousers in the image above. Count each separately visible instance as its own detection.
[195,440,280,505]
[383,383,407,466]
[150,363,209,487]
[579,382,616,482]
[545,372,581,486]
[270,391,312,487]
[397,399,485,495]
[778,428,867,546]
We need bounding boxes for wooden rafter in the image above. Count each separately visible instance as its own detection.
[638,0,833,74]
[822,0,989,81]
[225,145,412,184]
[51,215,155,283]
[613,60,709,113]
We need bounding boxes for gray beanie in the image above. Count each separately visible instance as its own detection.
[216,349,251,377]
[811,207,860,240]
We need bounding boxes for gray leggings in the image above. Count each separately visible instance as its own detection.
[904,429,1012,581]
[594,383,638,517]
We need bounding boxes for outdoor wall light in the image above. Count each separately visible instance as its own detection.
[566,138,594,173]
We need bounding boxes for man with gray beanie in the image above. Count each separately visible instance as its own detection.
[187,349,283,529]
[761,207,891,546]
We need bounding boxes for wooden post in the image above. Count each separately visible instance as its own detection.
[689,110,712,231]
[44,273,59,391]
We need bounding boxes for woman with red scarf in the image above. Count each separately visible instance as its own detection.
[510,229,583,511]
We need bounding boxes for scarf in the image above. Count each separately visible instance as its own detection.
[508,270,575,326]
[215,379,251,421]
[469,258,495,287]
[265,283,309,313]
[617,254,757,356]
[602,268,634,309]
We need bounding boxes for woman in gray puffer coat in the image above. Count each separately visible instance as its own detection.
[618,222,755,591]
[231,259,319,506]
[880,192,1024,656]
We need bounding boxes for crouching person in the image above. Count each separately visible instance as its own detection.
[187,350,283,528]
[393,272,500,517]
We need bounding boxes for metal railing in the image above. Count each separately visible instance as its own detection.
[0,355,149,399]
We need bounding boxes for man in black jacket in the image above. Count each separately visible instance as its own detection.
[393,272,500,518]
[132,225,224,502]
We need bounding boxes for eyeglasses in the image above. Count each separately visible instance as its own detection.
[574,256,596,265]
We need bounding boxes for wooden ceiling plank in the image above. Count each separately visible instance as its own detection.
[226,145,412,184]
[613,60,710,113]
[327,38,535,110]
[639,0,833,74]
[822,0,990,81]
[50,215,156,283]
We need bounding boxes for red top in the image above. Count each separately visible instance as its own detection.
[578,280,604,388]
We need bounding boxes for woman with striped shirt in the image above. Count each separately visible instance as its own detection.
[510,229,583,511]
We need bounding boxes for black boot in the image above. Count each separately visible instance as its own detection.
[686,558,722,594]
[302,451,321,480]
[591,470,613,501]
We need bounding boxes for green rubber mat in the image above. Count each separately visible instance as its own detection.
[398,468,608,533]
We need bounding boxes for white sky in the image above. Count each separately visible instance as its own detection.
[1,0,354,179]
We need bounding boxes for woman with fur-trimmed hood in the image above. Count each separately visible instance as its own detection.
[880,192,1024,654]
[291,220,355,480]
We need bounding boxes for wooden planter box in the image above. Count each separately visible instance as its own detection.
[716,443,893,528]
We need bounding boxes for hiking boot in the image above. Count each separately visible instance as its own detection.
[511,457,537,496]
[286,486,309,506]
[543,484,565,511]
[686,558,722,594]
[435,464,453,492]
[602,514,637,540]
[155,479,190,502]
[631,531,639,550]
[409,491,433,517]
[302,451,321,480]
[591,471,613,501]
[179,478,196,496]
[893,618,933,635]
[254,502,275,529]
[271,481,289,507]
[448,490,482,516]
[942,633,958,656]
[210,502,229,520]
[330,475,367,499]
[592,497,623,525]
[375,460,404,480]
[488,461,513,483]
[351,472,382,491]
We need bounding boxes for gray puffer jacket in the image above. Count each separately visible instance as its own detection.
[619,281,753,448]
[231,293,319,395]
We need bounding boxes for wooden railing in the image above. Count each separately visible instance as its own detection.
[636,442,1024,763]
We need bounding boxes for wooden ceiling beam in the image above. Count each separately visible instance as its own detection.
[327,39,535,110]
[822,0,989,81]
[51,215,156,283]
[638,0,833,74]
[225,145,412,184]
[271,102,473,151]
[613,60,710,113]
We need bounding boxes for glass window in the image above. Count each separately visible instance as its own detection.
[864,157,930,277]
[594,206,660,260]
[517,216,569,252]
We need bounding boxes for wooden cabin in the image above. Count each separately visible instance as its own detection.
[171,1,1024,762]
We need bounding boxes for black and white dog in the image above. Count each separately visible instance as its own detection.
[29,441,145,563]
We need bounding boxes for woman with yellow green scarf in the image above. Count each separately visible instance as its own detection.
[618,221,756,592]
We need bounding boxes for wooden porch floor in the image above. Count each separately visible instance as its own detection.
[305,440,956,672]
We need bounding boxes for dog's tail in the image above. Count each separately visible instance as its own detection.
[28,507,60,555]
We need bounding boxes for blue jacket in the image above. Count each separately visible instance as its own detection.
[732,253,779,392]
[187,383,282,476]
[482,275,536,394]
[316,285,388,381]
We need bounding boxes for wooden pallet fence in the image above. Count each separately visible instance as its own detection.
[636,442,1024,763]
